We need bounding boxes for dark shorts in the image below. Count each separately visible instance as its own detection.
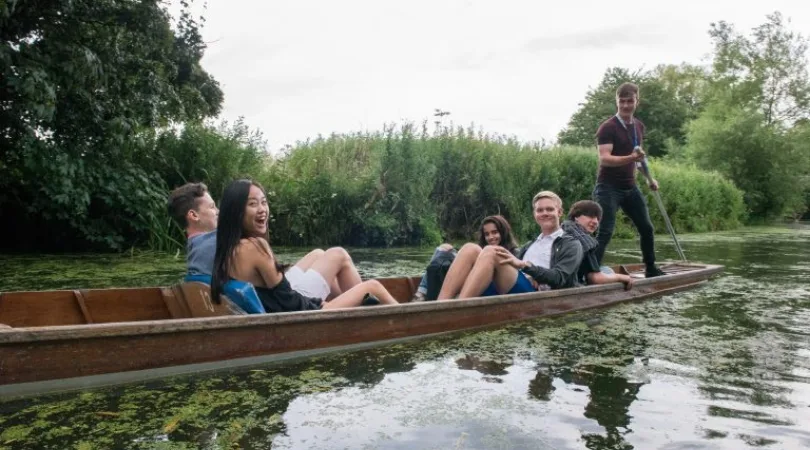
[481,273,536,296]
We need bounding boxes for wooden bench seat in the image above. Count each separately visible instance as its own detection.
[172,282,247,318]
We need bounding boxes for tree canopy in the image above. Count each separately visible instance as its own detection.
[0,0,223,250]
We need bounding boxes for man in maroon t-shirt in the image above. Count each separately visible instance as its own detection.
[592,82,665,278]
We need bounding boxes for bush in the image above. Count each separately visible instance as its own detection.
[258,124,745,247]
[685,103,807,221]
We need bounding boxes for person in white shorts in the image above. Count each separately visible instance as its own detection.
[285,264,332,300]
[284,247,366,302]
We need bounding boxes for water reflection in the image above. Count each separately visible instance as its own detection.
[455,354,511,376]
[1,226,810,449]
[528,369,555,401]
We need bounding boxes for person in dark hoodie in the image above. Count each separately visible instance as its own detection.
[562,200,634,290]
[438,191,582,300]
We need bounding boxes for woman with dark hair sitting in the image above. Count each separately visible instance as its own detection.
[422,215,519,300]
[211,179,400,312]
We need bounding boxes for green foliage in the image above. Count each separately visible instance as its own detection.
[707,12,810,125]
[685,12,810,220]
[258,125,745,247]
[257,124,439,247]
[685,103,805,220]
[147,118,270,199]
[646,161,746,232]
[0,0,223,251]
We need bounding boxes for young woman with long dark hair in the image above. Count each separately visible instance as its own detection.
[211,179,399,312]
[414,215,519,301]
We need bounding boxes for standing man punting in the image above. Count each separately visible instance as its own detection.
[592,82,665,278]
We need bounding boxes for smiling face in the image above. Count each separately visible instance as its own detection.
[481,222,502,246]
[533,197,562,234]
[575,214,600,234]
[242,185,268,238]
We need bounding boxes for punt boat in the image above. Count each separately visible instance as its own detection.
[0,262,723,398]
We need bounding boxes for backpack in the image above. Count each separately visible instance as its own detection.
[425,251,456,300]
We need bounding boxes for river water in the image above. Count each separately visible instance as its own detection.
[1,226,809,449]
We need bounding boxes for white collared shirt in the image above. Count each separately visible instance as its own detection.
[522,228,564,269]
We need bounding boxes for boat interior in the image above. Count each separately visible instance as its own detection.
[0,263,698,329]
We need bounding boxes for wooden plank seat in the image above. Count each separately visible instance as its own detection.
[378,276,420,303]
[161,287,192,319]
[172,282,247,318]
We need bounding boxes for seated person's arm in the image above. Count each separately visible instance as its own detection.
[520,242,583,289]
[587,271,634,289]
[245,238,283,288]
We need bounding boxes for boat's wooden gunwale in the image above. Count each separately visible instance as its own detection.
[0,263,722,395]
[0,264,722,344]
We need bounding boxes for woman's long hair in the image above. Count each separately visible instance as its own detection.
[210,179,266,304]
[477,215,519,253]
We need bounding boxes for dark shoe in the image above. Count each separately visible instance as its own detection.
[645,266,666,278]
[362,293,380,306]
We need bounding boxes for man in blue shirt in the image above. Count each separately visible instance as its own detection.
[167,182,219,276]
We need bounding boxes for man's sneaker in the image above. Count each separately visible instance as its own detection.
[410,292,427,302]
[645,266,666,278]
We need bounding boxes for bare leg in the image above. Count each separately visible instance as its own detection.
[326,279,341,301]
[437,243,482,300]
[492,264,521,294]
[294,249,325,271]
[458,246,496,298]
[293,249,341,299]
[458,246,521,299]
[308,247,363,293]
[322,280,399,309]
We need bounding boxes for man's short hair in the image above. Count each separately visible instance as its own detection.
[568,200,603,221]
[168,182,209,228]
[532,191,563,210]
[616,82,639,99]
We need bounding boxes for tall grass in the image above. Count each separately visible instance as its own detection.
[255,123,746,247]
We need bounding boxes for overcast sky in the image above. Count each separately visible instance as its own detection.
[192,1,810,151]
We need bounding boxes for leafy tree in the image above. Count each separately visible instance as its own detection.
[687,12,810,220]
[0,0,223,250]
[707,12,810,125]
[787,120,810,219]
[685,100,801,220]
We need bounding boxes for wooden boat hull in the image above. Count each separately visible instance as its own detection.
[0,263,723,398]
